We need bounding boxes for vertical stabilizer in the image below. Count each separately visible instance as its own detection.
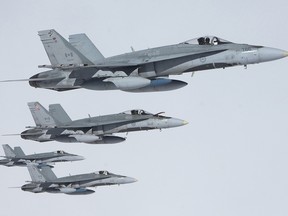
[14,147,26,157]
[27,163,47,182]
[69,33,105,64]
[40,166,57,181]
[28,102,57,127]
[38,29,93,65]
[2,144,16,158]
[49,104,72,125]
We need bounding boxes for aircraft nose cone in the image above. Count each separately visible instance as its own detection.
[258,47,288,62]
[74,156,85,161]
[122,177,138,184]
[167,118,189,128]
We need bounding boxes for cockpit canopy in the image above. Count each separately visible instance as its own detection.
[55,150,66,154]
[122,109,153,115]
[98,170,110,175]
[181,36,232,46]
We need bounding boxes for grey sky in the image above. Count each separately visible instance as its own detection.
[0,0,288,215]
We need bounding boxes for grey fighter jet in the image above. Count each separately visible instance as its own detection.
[21,163,137,195]
[20,102,188,144]
[0,144,84,167]
[2,30,287,92]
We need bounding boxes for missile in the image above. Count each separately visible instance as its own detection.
[125,78,187,92]
[82,77,187,92]
[103,76,151,90]
[59,187,77,193]
[54,134,126,144]
[63,188,95,195]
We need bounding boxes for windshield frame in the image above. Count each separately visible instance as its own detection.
[181,36,232,45]
[121,109,153,115]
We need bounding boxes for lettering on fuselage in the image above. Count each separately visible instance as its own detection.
[65,52,74,58]
[146,50,160,58]
[241,47,253,52]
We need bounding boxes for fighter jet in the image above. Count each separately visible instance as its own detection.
[2,29,287,92]
[20,102,188,144]
[21,163,137,195]
[0,144,84,167]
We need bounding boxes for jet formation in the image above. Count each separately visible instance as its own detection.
[0,144,84,167]
[20,102,188,144]
[1,30,287,195]
[2,29,287,92]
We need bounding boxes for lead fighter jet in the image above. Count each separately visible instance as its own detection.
[21,163,137,195]
[0,144,84,167]
[2,30,287,92]
[20,102,188,144]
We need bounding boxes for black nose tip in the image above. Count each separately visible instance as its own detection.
[29,74,40,87]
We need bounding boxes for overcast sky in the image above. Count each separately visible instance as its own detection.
[1,0,288,215]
